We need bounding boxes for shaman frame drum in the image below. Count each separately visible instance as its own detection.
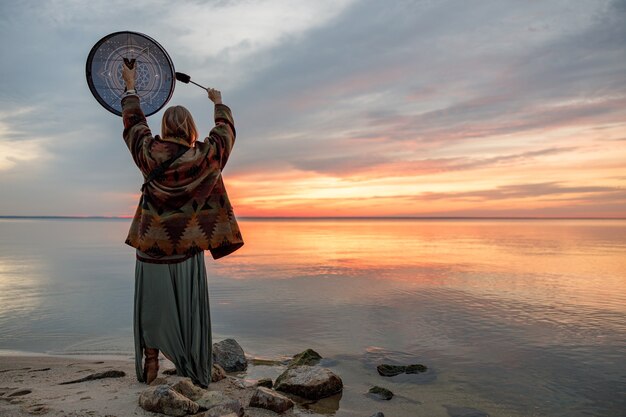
[86,31,175,117]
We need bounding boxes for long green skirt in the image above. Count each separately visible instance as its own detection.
[133,251,213,387]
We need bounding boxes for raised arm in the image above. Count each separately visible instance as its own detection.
[205,88,236,169]
[120,63,152,169]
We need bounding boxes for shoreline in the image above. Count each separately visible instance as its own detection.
[0,349,505,417]
[2,215,625,220]
[1,354,157,417]
[0,354,306,417]
[0,349,134,360]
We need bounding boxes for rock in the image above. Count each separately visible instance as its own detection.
[212,363,227,382]
[275,365,343,400]
[138,385,199,416]
[150,376,170,386]
[368,386,393,400]
[23,404,49,415]
[200,413,239,417]
[154,366,225,384]
[228,377,248,390]
[170,377,206,401]
[376,363,428,376]
[249,386,294,413]
[376,364,406,376]
[149,375,185,386]
[288,348,322,367]
[202,410,240,417]
[405,363,428,373]
[212,339,247,372]
[163,368,178,375]
[202,399,244,417]
[59,370,125,385]
[249,357,284,366]
[369,413,385,417]
[7,388,32,397]
[195,390,233,409]
[256,378,273,388]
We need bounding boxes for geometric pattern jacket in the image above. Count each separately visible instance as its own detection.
[121,95,244,260]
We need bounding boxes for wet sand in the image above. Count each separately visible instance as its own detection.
[0,354,305,417]
[0,352,520,417]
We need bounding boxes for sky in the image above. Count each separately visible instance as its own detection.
[0,0,625,218]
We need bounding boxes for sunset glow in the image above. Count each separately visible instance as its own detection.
[226,122,626,217]
[0,1,624,218]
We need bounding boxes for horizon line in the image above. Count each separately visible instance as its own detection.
[1,215,625,221]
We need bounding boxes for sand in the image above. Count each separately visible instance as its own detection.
[0,355,306,417]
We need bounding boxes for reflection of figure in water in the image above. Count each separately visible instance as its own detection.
[120,63,244,386]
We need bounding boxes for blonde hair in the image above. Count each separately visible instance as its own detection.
[161,105,198,145]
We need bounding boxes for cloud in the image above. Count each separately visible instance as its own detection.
[289,146,580,179]
[0,0,625,216]
[0,140,47,171]
[415,182,623,202]
[224,0,626,178]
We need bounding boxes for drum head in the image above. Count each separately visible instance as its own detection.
[86,31,175,117]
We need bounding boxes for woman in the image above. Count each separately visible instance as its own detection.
[121,64,243,387]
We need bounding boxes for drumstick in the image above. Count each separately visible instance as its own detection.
[175,72,209,91]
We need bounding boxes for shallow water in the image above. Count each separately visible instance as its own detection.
[0,218,624,416]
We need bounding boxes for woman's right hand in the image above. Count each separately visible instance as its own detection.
[207,88,222,105]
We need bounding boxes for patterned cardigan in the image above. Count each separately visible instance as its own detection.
[121,95,243,260]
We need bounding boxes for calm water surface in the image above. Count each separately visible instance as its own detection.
[0,218,624,416]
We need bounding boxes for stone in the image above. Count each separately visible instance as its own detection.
[138,385,199,416]
[256,378,273,388]
[7,388,32,397]
[202,399,244,417]
[249,386,294,413]
[195,390,233,409]
[368,386,393,400]
[212,363,227,382]
[149,375,185,386]
[198,413,239,417]
[405,363,428,373]
[369,413,385,417]
[59,370,125,385]
[163,368,178,375]
[212,339,247,372]
[288,348,322,367]
[23,404,49,415]
[275,365,343,400]
[202,411,238,417]
[227,376,247,390]
[150,376,170,386]
[249,358,284,366]
[376,364,406,377]
[171,377,206,401]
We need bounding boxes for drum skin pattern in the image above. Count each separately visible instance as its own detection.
[86,31,175,117]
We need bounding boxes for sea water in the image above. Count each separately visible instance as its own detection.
[0,218,624,416]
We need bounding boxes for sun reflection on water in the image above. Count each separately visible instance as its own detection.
[216,219,626,314]
[0,218,624,416]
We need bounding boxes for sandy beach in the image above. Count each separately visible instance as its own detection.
[0,354,307,417]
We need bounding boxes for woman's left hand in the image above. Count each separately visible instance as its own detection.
[207,88,222,105]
